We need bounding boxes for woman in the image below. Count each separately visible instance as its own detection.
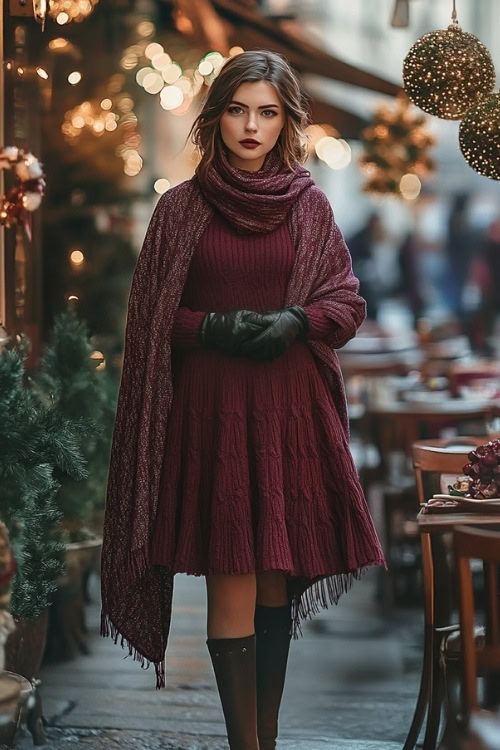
[101,50,385,749]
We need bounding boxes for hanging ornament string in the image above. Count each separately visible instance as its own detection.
[0,147,45,241]
[452,0,458,24]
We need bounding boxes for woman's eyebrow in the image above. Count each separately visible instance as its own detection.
[229,100,279,108]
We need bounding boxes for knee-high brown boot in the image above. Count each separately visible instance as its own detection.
[254,603,292,750]
[206,633,260,750]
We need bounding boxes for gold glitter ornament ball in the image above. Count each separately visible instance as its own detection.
[459,92,500,181]
[403,24,496,119]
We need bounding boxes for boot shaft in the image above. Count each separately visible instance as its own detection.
[207,633,260,750]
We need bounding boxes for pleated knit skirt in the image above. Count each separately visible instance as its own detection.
[150,210,384,588]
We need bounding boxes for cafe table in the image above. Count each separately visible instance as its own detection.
[366,399,494,470]
[404,509,500,750]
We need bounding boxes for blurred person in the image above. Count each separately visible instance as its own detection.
[100,50,385,749]
[397,230,425,325]
[346,212,385,320]
[464,215,500,353]
[444,194,478,320]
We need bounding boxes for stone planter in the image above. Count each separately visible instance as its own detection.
[45,537,102,663]
[4,610,49,745]
[5,610,48,684]
[0,671,32,748]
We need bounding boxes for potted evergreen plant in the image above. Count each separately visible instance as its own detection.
[35,310,111,536]
[0,338,87,742]
[34,310,114,657]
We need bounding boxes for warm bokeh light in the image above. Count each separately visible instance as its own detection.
[136,67,154,86]
[160,85,184,110]
[198,59,213,76]
[176,76,192,94]
[205,51,224,69]
[90,350,106,371]
[229,46,244,56]
[152,52,171,71]
[100,98,112,110]
[67,294,79,301]
[123,151,143,176]
[154,178,171,194]
[304,125,327,152]
[162,63,182,84]
[56,12,69,24]
[121,53,138,71]
[70,249,84,265]
[329,140,352,170]
[68,71,82,85]
[171,93,193,116]
[136,21,155,37]
[399,173,422,200]
[315,136,343,163]
[48,37,68,49]
[145,42,163,60]
[36,67,49,79]
[117,96,134,112]
[143,71,163,94]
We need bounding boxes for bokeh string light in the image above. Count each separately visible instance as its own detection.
[48,0,99,24]
[61,27,245,180]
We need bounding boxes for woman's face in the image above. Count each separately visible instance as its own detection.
[219,80,285,171]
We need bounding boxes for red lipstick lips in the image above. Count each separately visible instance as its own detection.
[239,139,261,149]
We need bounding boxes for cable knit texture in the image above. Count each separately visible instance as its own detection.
[152,209,381,581]
[100,146,385,690]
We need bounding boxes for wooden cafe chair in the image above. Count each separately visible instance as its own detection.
[454,527,500,723]
[370,404,491,612]
[404,437,487,750]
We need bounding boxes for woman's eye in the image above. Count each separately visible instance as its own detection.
[226,106,277,117]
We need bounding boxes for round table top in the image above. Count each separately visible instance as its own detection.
[367,398,494,418]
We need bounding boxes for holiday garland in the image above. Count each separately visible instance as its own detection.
[0,147,45,239]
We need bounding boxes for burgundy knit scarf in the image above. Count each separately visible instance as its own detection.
[197,145,314,234]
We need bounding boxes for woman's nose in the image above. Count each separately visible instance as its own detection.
[245,116,258,132]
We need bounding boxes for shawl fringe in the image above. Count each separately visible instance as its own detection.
[100,611,166,689]
[290,568,366,639]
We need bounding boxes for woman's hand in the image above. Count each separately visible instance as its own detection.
[240,307,310,361]
[199,309,270,357]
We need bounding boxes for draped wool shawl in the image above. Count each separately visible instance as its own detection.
[100,175,367,688]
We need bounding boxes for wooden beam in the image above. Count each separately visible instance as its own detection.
[309,98,367,139]
[211,0,402,96]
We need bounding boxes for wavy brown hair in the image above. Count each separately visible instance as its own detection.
[186,49,312,181]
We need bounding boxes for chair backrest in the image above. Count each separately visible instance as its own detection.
[412,436,487,504]
[453,526,500,719]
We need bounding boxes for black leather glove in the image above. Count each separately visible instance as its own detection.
[239,306,310,361]
[199,309,269,357]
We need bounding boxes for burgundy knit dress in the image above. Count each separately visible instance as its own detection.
[150,208,380,581]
